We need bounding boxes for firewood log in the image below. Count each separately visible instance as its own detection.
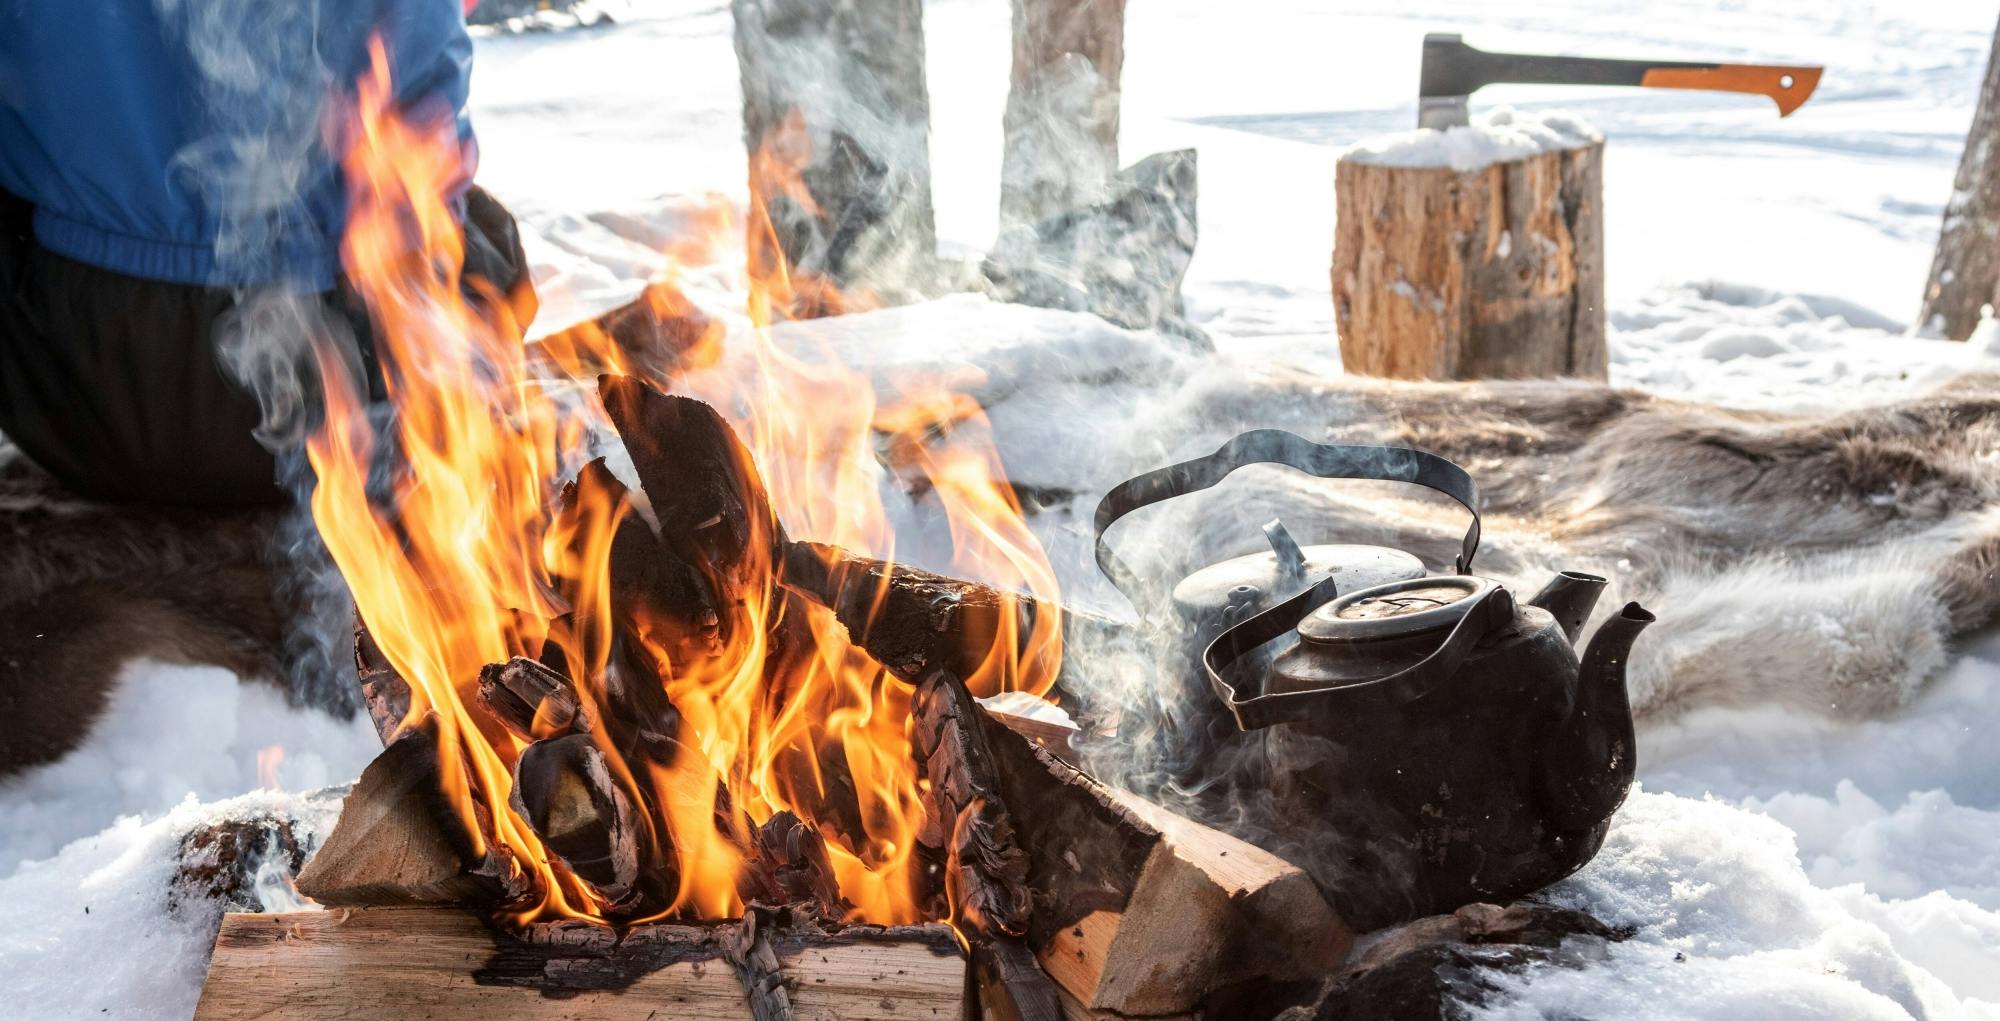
[599,376,784,650]
[476,656,589,741]
[353,620,411,746]
[294,727,498,907]
[909,670,1064,1021]
[971,709,1354,1016]
[508,733,646,911]
[193,907,965,1021]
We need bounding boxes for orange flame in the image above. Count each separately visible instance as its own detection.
[256,745,286,791]
[307,38,1062,928]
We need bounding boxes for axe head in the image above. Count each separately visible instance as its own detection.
[1417,32,1823,131]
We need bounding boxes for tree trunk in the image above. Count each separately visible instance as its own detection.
[1000,0,1127,231]
[1333,141,1607,381]
[1921,14,2000,341]
[731,0,938,313]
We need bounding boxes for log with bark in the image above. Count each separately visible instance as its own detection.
[968,701,1352,1016]
[1333,135,1607,381]
[193,907,965,1021]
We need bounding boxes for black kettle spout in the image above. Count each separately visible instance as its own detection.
[1527,570,1609,646]
[1540,602,1653,832]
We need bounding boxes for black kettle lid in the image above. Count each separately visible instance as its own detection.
[1298,575,1500,645]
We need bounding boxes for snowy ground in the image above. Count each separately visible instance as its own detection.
[4,2,1999,1018]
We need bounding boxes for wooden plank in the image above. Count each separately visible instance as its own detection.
[193,908,964,1021]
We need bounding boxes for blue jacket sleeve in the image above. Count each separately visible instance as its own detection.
[0,0,476,290]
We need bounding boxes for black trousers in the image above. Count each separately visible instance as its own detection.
[0,187,534,508]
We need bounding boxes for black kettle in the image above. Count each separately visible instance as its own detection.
[1093,430,1653,930]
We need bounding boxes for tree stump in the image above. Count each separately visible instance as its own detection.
[731,0,938,313]
[1921,13,2000,341]
[1332,138,1606,381]
[1000,0,1127,232]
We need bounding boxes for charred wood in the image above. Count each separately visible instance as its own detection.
[353,619,411,746]
[508,733,647,911]
[475,657,589,741]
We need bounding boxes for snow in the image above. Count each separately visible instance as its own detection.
[1342,106,1604,171]
[0,662,378,873]
[5,1,2000,1018]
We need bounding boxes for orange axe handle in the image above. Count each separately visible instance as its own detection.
[1640,64,1823,117]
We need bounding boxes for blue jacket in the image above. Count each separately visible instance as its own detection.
[0,1,474,290]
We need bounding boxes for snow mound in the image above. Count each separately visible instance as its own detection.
[1477,790,1996,1020]
[0,661,378,874]
[1341,107,1603,172]
[0,788,341,1021]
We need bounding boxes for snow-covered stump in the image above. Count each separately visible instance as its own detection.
[999,0,1127,232]
[730,0,937,314]
[1332,110,1607,381]
[1920,12,2000,341]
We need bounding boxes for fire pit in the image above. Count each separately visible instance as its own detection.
[193,43,1348,1021]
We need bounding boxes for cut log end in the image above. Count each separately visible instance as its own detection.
[1333,141,1607,382]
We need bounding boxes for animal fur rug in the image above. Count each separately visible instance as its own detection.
[1081,369,2000,727]
[3,369,1997,779]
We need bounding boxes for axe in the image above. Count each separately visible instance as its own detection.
[1418,33,1822,129]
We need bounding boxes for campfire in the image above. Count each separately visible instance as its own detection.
[191,35,1345,1021]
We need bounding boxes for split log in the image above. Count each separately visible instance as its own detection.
[600,376,783,651]
[781,540,1065,688]
[1333,135,1606,381]
[1000,0,1127,231]
[193,907,965,1021]
[731,0,938,311]
[969,704,1352,1016]
[1922,12,2000,340]
[476,656,589,741]
[294,728,497,907]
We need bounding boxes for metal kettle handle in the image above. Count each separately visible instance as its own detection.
[1203,580,1514,729]
[1091,431,1483,612]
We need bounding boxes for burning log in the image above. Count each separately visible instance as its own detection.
[730,0,938,310]
[528,280,721,382]
[353,622,411,746]
[476,656,588,740]
[910,670,1063,1021]
[1332,130,1607,381]
[508,733,646,910]
[193,907,966,1021]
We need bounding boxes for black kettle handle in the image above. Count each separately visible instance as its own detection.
[1203,579,1515,729]
[1091,431,1483,611]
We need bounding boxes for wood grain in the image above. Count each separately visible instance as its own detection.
[1333,140,1606,382]
[193,908,964,1021]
